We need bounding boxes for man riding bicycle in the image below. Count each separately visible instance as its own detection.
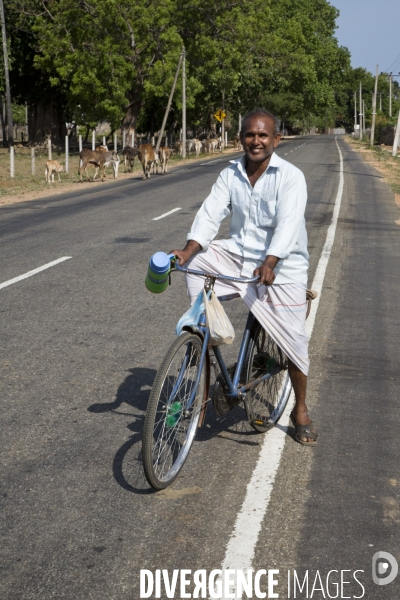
[171,108,318,446]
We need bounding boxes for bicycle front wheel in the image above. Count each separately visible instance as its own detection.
[244,322,292,433]
[142,332,205,490]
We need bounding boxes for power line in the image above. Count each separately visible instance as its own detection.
[390,60,400,73]
[385,51,400,72]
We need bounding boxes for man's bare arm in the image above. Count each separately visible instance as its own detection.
[169,240,202,265]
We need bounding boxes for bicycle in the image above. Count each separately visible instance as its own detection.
[142,257,316,490]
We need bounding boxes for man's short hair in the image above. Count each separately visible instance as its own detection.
[241,108,281,136]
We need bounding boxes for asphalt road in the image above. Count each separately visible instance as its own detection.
[1,137,399,599]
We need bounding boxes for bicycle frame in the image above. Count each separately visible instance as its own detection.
[171,262,284,412]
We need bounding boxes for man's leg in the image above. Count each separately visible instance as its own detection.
[185,242,244,303]
[288,359,317,443]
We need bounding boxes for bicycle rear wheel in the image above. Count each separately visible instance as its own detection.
[142,332,205,490]
[243,322,292,433]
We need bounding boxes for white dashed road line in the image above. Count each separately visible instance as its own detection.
[213,136,345,599]
[152,207,182,221]
[200,159,223,165]
[0,257,72,290]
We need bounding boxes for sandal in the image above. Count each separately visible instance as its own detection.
[290,411,319,447]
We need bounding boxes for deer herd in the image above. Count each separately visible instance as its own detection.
[44,135,232,184]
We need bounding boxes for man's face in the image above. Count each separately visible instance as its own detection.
[240,115,281,164]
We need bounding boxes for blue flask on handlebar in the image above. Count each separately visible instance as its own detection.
[145,252,173,293]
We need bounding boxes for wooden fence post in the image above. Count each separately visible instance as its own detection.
[31,146,35,176]
[103,135,106,147]
[122,130,126,148]
[131,131,134,147]
[114,133,117,152]
[65,135,69,173]
[92,130,95,150]
[78,134,82,169]
[10,145,14,178]
[48,135,52,160]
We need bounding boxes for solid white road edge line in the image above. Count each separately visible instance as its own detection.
[152,207,182,221]
[213,136,344,599]
[0,257,72,291]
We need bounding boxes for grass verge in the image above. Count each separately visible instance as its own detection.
[344,136,400,205]
[0,145,238,206]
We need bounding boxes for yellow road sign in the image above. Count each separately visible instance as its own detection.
[214,109,226,122]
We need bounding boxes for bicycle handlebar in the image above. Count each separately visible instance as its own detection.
[172,260,260,284]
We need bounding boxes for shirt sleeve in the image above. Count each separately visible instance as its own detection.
[187,169,232,249]
[267,169,307,260]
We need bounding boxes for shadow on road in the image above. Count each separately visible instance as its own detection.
[112,422,152,495]
[88,366,155,414]
[88,366,295,494]
[88,367,156,494]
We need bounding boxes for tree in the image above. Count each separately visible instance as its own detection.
[30,0,185,134]
[3,0,69,143]
[177,0,353,133]
[3,0,365,139]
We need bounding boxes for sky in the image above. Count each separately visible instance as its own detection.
[331,0,400,75]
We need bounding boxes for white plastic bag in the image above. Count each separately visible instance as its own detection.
[176,290,205,336]
[203,290,235,345]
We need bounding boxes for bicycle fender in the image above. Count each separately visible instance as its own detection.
[181,324,205,338]
[198,349,210,428]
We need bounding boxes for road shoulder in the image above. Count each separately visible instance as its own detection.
[344,135,400,212]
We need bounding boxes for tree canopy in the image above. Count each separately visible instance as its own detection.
[1,0,398,141]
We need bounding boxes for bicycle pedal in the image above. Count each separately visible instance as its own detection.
[250,418,273,432]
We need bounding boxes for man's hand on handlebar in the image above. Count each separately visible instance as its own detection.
[254,255,280,286]
[169,240,202,266]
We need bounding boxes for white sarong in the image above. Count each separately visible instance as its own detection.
[185,241,309,376]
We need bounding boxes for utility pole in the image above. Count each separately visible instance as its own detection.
[0,0,13,150]
[389,73,392,118]
[392,109,400,157]
[354,91,357,132]
[370,65,379,145]
[363,100,367,134]
[359,81,363,139]
[155,51,183,155]
[181,46,186,158]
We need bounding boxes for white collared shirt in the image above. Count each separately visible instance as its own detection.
[187,152,309,284]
